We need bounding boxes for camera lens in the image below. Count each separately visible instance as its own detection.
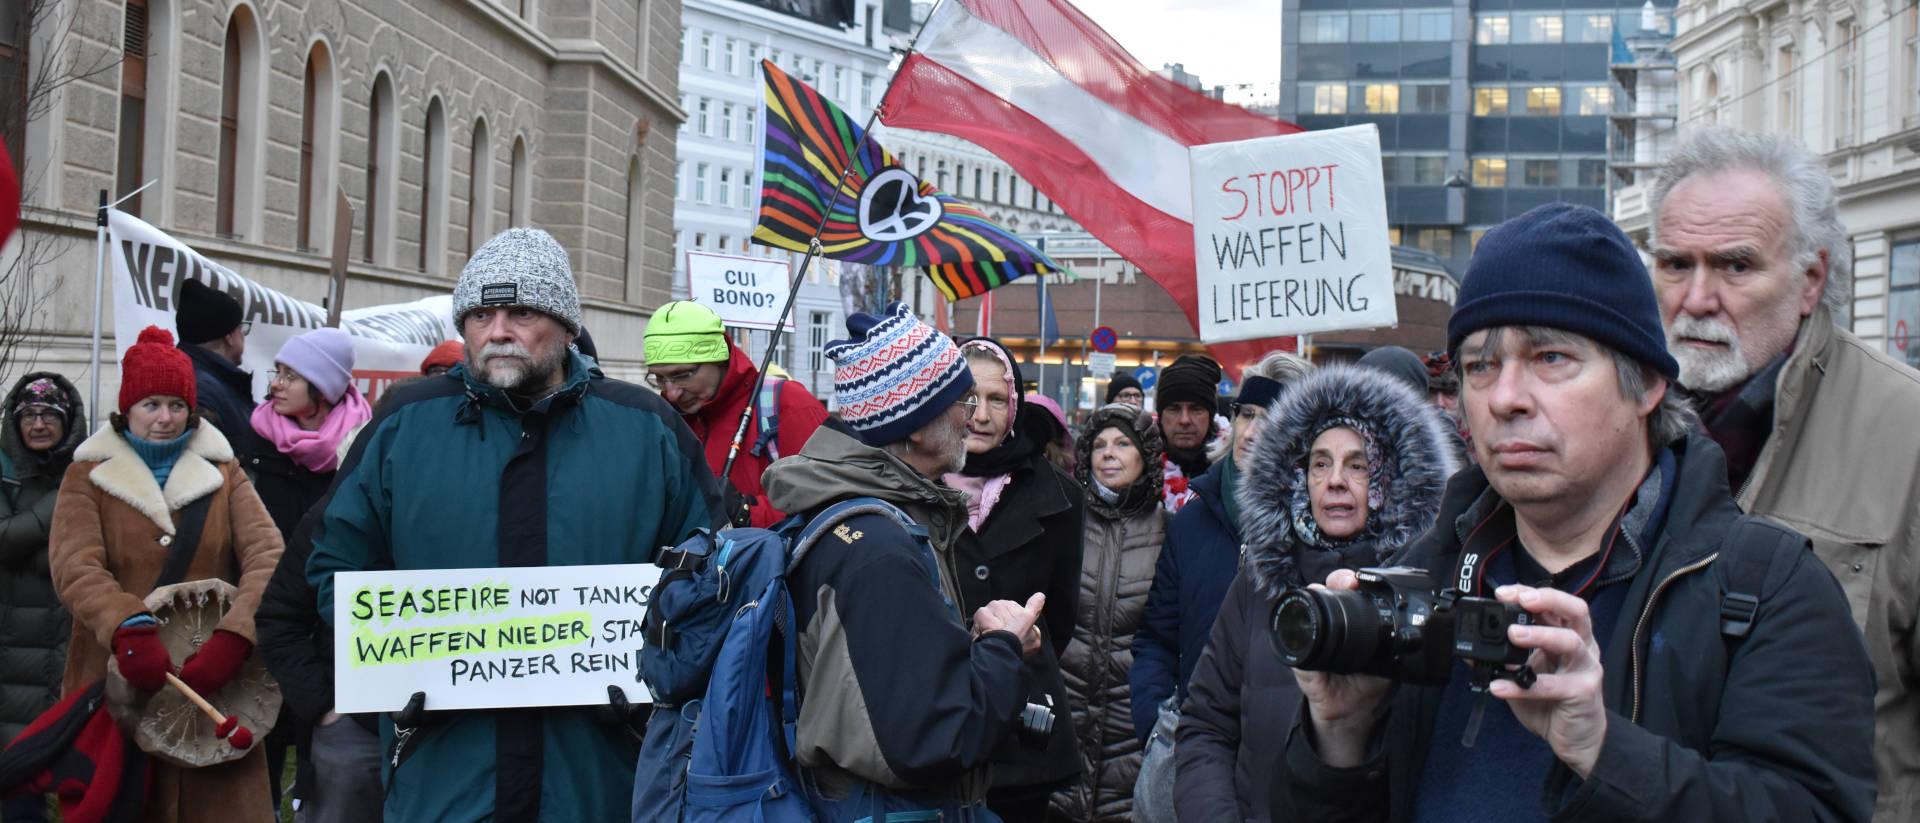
[1271,587,1394,676]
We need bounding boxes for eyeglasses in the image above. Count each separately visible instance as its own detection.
[645,368,705,389]
[269,367,304,386]
[240,320,254,336]
[1231,403,1266,422]
[17,410,63,425]
[961,393,1009,413]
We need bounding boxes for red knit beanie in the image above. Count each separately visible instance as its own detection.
[119,326,197,414]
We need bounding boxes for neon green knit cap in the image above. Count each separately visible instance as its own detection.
[643,301,729,365]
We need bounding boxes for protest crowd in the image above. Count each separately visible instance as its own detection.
[0,3,1917,818]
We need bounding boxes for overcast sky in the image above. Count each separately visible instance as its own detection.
[1070,0,1283,89]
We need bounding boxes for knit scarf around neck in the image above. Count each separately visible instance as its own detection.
[126,428,194,488]
[250,387,373,473]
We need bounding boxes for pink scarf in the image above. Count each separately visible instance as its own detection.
[250,387,373,473]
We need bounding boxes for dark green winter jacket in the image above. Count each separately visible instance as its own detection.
[307,351,722,823]
[0,372,83,743]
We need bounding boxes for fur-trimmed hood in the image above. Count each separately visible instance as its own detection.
[72,422,235,534]
[1237,366,1458,600]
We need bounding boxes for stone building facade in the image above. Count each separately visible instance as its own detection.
[4,0,686,406]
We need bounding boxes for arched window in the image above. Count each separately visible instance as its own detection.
[468,118,492,254]
[298,42,337,251]
[509,136,530,226]
[418,96,447,273]
[365,71,397,263]
[215,6,264,238]
[625,154,644,291]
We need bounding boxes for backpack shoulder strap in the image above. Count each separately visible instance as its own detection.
[151,493,216,590]
[751,377,786,459]
[788,497,924,569]
[1717,516,1806,642]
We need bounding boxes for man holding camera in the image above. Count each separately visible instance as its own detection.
[1281,204,1876,822]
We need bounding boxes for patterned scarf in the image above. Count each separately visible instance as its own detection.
[1287,416,1392,550]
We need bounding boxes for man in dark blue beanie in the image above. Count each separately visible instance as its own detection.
[1279,203,1876,823]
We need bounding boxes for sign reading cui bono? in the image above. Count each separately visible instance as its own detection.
[1189,124,1398,342]
[332,564,661,713]
[685,251,796,332]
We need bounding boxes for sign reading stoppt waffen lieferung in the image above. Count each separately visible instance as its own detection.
[1189,124,1398,343]
[331,564,662,713]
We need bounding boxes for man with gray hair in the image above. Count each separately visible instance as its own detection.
[1648,127,1920,822]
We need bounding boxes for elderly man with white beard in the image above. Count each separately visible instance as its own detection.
[1648,127,1920,823]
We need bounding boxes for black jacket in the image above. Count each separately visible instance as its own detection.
[1178,366,1458,823]
[0,372,83,742]
[953,448,1085,789]
[1281,434,1878,823]
[180,342,260,458]
[1130,464,1238,740]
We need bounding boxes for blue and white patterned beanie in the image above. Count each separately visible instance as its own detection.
[826,303,974,447]
[452,227,583,334]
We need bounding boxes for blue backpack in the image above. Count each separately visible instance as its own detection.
[633,497,929,823]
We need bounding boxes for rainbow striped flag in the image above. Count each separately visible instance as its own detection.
[753,60,1066,301]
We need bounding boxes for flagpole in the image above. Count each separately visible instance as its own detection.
[88,190,107,433]
[717,14,948,512]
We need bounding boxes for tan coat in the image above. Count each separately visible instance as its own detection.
[1741,306,1920,822]
[49,423,284,823]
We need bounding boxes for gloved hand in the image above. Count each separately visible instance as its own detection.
[177,630,253,695]
[111,621,172,690]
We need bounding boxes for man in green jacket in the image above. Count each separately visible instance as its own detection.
[306,227,723,822]
[1649,126,1920,822]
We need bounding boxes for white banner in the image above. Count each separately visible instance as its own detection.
[108,209,458,404]
[685,251,795,332]
[332,564,662,713]
[1190,125,1398,342]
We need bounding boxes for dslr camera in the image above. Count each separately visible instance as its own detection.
[1270,566,1537,692]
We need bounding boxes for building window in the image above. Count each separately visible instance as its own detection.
[1523,86,1562,116]
[1576,158,1607,187]
[675,160,686,200]
[366,71,397,262]
[297,42,337,251]
[862,73,875,110]
[1475,14,1510,45]
[468,119,492,254]
[740,171,753,210]
[1388,227,1402,246]
[1837,20,1858,145]
[1382,154,1399,186]
[809,311,831,376]
[699,32,713,69]
[834,65,847,102]
[694,231,706,249]
[1355,83,1399,113]
[991,171,1000,201]
[1902,2,1919,125]
[1409,155,1447,185]
[1402,9,1450,42]
[115,0,151,217]
[697,98,710,136]
[509,136,529,227]
[1304,82,1348,114]
[681,27,693,64]
[419,97,447,273]
[1302,12,1348,43]
[1405,82,1449,113]
[723,38,736,75]
[217,7,263,238]
[1473,86,1509,116]
[720,103,735,141]
[1778,46,1797,132]
[744,106,757,142]
[1889,238,1919,369]
[1411,228,1454,259]
[1472,156,1507,187]
[695,162,710,203]
[1574,85,1611,115]
[1514,12,1563,44]
[1570,13,1612,43]
[718,167,733,207]
[718,234,730,252]
[1352,11,1400,42]
[974,168,984,199]
[1518,158,1559,187]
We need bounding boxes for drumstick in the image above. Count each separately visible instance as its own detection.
[164,672,254,749]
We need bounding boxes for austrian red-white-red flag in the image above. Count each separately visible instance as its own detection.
[881,0,1305,371]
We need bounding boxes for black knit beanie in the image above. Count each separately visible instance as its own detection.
[1104,373,1142,404]
[1155,354,1221,415]
[175,278,243,345]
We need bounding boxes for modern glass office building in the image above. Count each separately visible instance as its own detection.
[1279,0,1676,272]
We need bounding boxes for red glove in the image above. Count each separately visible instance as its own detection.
[111,624,173,691]
[177,630,253,695]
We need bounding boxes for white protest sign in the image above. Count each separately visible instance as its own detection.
[108,209,458,405]
[686,251,795,332]
[1088,352,1116,378]
[1190,125,1397,343]
[331,564,662,713]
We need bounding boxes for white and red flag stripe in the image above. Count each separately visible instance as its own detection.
[881,0,1304,372]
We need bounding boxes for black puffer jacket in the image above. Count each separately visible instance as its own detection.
[1175,367,1457,822]
[1053,404,1167,822]
[0,372,84,742]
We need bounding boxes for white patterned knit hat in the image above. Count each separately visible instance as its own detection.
[452,227,583,334]
[826,302,974,446]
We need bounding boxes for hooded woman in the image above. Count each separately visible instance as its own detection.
[1,372,85,819]
[942,337,1085,820]
[49,326,284,823]
[1052,403,1166,822]
[1170,366,1458,822]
